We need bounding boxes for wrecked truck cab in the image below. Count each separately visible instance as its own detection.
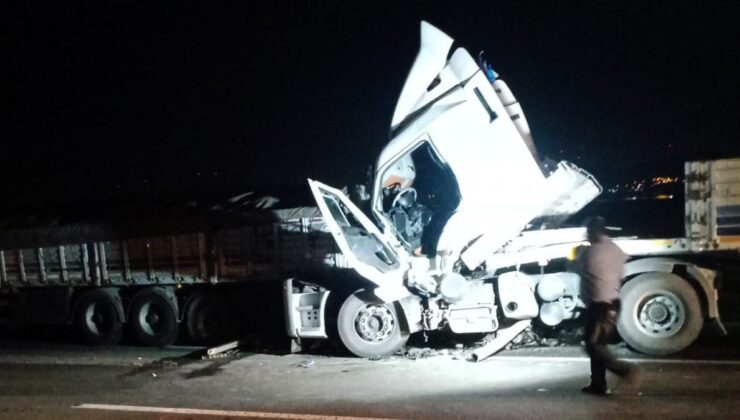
[290,21,725,360]
[299,21,602,358]
[371,21,601,269]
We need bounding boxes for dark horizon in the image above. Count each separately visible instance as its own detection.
[4,1,740,208]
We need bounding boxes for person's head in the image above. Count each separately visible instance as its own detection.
[585,216,607,243]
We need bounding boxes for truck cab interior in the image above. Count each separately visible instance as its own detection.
[378,141,460,257]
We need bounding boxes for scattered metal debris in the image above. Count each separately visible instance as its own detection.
[293,360,316,369]
[392,324,586,362]
[471,320,531,362]
[205,340,242,359]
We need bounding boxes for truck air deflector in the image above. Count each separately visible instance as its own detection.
[391,21,455,130]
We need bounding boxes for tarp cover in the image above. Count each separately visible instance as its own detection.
[0,188,322,250]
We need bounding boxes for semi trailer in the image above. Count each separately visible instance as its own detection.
[0,201,338,347]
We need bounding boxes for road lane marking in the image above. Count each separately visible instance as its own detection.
[74,404,402,420]
[491,355,740,365]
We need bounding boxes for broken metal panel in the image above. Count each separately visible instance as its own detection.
[206,340,242,358]
[471,320,531,362]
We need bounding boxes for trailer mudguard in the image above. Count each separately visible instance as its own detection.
[624,257,720,319]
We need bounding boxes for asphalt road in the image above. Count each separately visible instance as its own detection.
[1,331,740,420]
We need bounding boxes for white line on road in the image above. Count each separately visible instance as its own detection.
[74,403,402,420]
[491,355,740,365]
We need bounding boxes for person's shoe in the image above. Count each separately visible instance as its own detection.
[581,384,609,396]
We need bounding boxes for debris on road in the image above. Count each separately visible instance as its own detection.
[293,360,316,369]
[471,320,532,362]
[205,340,243,359]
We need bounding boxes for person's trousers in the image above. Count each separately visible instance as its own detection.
[584,300,633,387]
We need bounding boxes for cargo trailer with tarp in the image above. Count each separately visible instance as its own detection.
[0,190,339,347]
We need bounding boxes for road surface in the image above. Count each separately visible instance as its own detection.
[1,330,739,419]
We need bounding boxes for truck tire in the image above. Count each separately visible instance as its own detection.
[337,290,408,358]
[185,292,221,345]
[617,272,702,355]
[74,290,123,346]
[129,289,178,347]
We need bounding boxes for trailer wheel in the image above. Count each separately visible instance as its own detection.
[618,272,702,355]
[337,290,408,358]
[129,289,178,347]
[74,290,123,346]
[185,292,221,345]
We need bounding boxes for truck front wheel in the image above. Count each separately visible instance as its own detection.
[618,272,703,355]
[337,290,408,358]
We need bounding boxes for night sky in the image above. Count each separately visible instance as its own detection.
[4,1,740,210]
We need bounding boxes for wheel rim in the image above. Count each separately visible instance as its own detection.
[634,291,686,338]
[85,303,111,336]
[138,302,164,336]
[354,303,396,343]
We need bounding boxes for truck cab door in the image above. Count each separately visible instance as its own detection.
[308,180,411,302]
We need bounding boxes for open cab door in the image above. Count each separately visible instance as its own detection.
[308,180,411,302]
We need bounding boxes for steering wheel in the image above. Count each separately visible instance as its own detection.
[391,187,417,209]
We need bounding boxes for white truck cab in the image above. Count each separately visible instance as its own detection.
[289,22,725,359]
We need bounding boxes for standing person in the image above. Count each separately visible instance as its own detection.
[580,217,643,395]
